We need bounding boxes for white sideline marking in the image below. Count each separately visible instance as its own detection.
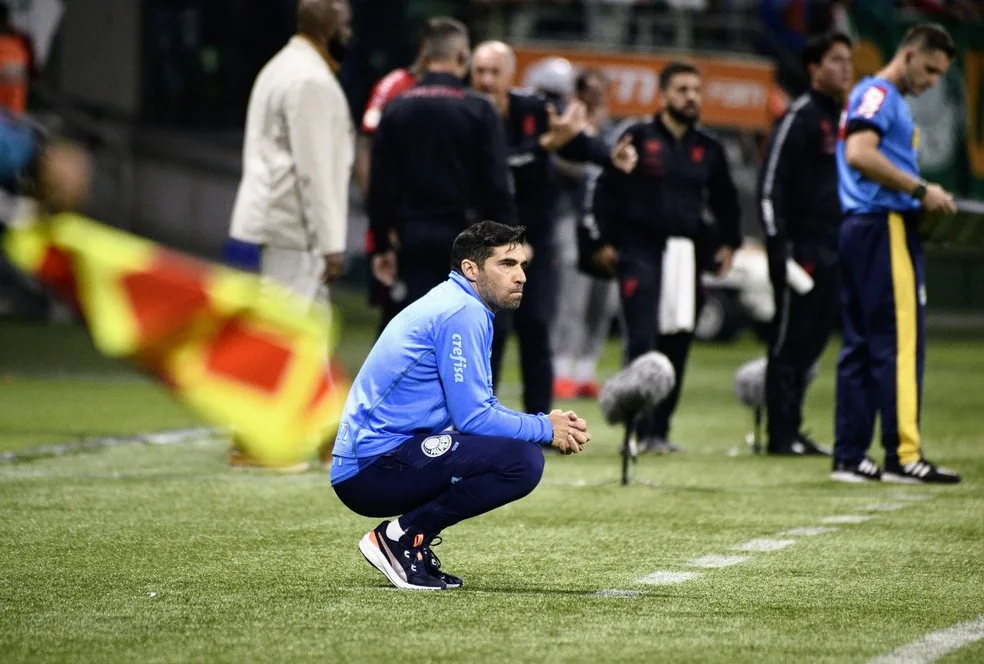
[732,539,796,552]
[780,527,839,537]
[686,555,750,569]
[861,503,906,512]
[868,615,984,664]
[822,515,874,524]
[592,589,643,598]
[1,371,150,382]
[0,427,223,463]
[636,571,701,585]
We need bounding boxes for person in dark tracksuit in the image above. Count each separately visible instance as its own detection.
[590,61,741,453]
[368,19,517,321]
[757,32,854,457]
[832,23,960,484]
[470,42,637,416]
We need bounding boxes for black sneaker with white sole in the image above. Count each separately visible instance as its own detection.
[358,521,446,590]
[422,536,462,589]
[883,457,961,484]
[769,433,832,457]
[831,457,882,483]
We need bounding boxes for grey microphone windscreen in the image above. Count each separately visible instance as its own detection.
[599,352,676,424]
[734,357,821,409]
[734,357,767,408]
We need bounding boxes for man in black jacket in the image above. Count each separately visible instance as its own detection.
[470,41,636,416]
[368,19,516,316]
[757,32,854,456]
[590,61,741,452]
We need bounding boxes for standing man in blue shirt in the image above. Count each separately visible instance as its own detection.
[832,23,960,484]
[331,221,591,591]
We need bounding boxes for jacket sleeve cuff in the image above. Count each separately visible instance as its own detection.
[559,132,610,165]
[369,226,391,254]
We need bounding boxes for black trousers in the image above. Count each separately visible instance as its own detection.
[616,244,704,441]
[765,239,840,448]
[649,326,702,439]
[490,243,558,415]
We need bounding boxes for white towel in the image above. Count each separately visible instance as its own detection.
[659,237,697,335]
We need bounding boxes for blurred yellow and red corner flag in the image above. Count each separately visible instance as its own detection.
[2,213,349,464]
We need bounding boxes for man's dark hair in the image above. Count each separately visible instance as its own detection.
[421,16,468,62]
[575,67,608,94]
[802,31,853,72]
[900,22,957,60]
[659,61,700,91]
[450,221,527,273]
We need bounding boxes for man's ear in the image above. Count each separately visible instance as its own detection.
[460,259,479,281]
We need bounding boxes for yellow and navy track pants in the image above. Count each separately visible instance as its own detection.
[834,211,925,467]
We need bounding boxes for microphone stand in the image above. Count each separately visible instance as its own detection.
[745,405,764,455]
[621,419,633,486]
[619,411,660,488]
[575,409,661,489]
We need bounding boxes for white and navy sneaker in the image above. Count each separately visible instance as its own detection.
[883,457,961,484]
[422,536,462,589]
[831,457,882,483]
[358,521,446,590]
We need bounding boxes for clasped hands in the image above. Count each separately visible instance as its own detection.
[548,409,591,455]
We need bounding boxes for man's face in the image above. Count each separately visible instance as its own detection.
[332,0,352,46]
[903,47,951,97]
[813,42,854,98]
[321,0,351,61]
[577,74,609,113]
[472,244,527,312]
[661,72,702,123]
[471,48,513,99]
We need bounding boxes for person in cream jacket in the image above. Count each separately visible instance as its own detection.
[227,0,353,306]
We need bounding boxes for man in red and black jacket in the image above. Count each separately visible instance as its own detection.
[367,19,518,325]
[590,61,741,453]
[469,43,637,418]
[356,22,427,332]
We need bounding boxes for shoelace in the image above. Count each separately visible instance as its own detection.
[423,536,443,570]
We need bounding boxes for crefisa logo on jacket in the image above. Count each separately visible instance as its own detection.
[450,333,467,383]
[421,434,454,458]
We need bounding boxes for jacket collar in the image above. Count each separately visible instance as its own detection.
[809,88,843,114]
[291,35,341,74]
[449,271,494,315]
[653,112,695,143]
[418,71,466,88]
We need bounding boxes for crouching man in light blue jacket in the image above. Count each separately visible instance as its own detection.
[331,220,592,591]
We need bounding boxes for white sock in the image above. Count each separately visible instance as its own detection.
[574,358,598,383]
[554,355,574,379]
[385,519,406,541]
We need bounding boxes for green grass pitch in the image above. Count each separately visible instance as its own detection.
[1,296,983,663]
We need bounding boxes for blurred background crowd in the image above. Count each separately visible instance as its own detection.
[2,0,984,337]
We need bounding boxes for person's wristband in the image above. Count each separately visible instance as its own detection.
[911,181,928,200]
